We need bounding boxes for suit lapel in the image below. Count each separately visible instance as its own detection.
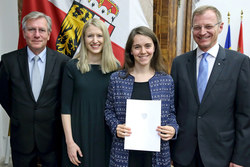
[186,50,200,103]
[17,47,35,100]
[201,46,226,104]
[39,48,56,98]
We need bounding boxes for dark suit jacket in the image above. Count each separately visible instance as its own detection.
[170,46,250,167]
[0,47,70,154]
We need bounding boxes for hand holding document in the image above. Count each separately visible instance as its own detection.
[124,99,161,152]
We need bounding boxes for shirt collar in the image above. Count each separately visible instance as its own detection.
[27,47,47,63]
[196,43,219,59]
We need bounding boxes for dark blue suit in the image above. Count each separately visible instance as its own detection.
[0,47,70,166]
[170,46,250,167]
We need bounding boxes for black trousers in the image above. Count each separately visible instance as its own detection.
[11,147,58,167]
[128,150,152,167]
[173,146,204,167]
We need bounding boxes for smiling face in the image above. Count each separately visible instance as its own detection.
[131,34,155,68]
[84,24,104,57]
[192,9,223,52]
[23,17,51,55]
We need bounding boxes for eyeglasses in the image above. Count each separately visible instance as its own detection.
[192,22,221,32]
[26,27,48,34]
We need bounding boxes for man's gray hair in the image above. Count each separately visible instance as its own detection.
[22,11,52,32]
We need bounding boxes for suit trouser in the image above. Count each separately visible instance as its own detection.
[173,145,204,167]
[11,147,58,167]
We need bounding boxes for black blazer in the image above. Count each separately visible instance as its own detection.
[0,47,70,154]
[170,46,250,167]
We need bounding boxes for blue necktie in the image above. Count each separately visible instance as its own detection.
[197,52,209,102]
[31,56,41,101]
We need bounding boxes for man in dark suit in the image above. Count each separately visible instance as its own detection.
[170,5,250,167]
[0,11,69,166]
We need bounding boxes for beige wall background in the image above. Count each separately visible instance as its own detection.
[0,0,18,164]
[139,0,153,29]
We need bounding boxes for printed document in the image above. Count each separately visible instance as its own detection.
[124,99,161,152]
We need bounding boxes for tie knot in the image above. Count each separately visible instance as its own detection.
[202,52,209,59]
[33,56,40,62]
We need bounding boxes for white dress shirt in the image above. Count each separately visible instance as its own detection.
[28,47,46,86]
[196,43,219,82]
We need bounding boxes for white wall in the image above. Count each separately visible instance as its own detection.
[195,0,250,56]
[0,0,19,163]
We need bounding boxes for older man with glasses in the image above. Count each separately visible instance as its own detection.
[170,5,250,167]
[0,11,70,166]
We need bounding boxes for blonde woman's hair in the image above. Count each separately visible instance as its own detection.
[74,18,120,74]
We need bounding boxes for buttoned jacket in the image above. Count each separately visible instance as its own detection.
[105,70,179,167]
[0,47,70,154]
[170,46,250,167]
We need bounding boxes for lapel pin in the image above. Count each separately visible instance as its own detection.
[218,63,221,66]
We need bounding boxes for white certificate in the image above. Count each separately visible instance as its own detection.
[124,99,161,152]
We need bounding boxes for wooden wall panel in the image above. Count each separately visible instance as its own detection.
[153,0,178,74]
[182,0,192,53]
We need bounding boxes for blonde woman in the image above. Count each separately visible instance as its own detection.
[61,18,120,167]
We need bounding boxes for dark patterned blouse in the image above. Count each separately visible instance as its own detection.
[105,70,179,167]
